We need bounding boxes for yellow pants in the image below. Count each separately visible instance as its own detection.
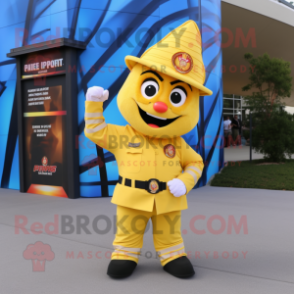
[111,204,186,266]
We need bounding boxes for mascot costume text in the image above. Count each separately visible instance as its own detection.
[84,20,212,279]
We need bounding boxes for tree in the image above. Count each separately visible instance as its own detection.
[242,53,294,162]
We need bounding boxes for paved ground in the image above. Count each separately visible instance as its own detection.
[224,145,294,162]
[1,186,294,294]
[224,145,264,162]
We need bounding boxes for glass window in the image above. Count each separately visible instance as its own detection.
[223,110,234,117]
[223,99,233,109]
[223,94,244,121]
[242,110,246,121]
[234,100,241,110]
[279,0,294,10]
[234,111,242,118]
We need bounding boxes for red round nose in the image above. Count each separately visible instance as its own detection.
[153,102,168,113]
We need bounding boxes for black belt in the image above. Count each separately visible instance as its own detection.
[118,176,166,194]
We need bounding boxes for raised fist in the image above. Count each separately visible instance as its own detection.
[86,86,109,102]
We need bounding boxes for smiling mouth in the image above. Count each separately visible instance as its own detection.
[137,105,180,128]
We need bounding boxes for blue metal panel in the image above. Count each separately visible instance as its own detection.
[0,135,8,182]
[0,0,30,28]
[0,0,223,194]
[198,0,223,185]
[0,80,16,136]
[9,136,20,190]
[50,0,80,15]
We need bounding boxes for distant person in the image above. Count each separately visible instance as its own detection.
[223,116,232,147]
[231,115,242,146]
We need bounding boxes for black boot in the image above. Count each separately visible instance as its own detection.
[107,260,137,279]
[163,256,195,279]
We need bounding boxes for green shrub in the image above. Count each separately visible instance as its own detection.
[252,111,294,162]
[242,130,250,140]
[242,53,293,162]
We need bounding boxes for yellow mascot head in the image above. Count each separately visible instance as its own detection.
[117,20,212,137]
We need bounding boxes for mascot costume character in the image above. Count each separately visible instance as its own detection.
[84,20,212,279]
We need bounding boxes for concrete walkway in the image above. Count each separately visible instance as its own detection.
[224,145,294,162]
[0,186,294,294]
[224,145,264,162]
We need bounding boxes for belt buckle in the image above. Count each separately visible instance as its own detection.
[147,178,160,194]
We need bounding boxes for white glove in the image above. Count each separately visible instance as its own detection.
[167,178,187,197]
[86,86,109,102]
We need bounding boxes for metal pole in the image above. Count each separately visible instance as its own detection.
[250,112,252,161]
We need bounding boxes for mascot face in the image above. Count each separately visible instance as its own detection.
[117,64,200,137]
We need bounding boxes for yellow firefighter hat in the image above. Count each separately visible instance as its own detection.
[125,20,212,96]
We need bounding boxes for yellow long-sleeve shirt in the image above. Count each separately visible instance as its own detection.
[84,101,204,214]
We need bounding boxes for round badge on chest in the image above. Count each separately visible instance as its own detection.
[163,144,176,158]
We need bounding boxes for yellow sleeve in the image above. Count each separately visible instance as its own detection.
[84,101,124,153]
[177,138,204,194]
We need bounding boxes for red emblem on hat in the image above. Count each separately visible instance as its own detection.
[172,52,193,74]
[164,144,176,158]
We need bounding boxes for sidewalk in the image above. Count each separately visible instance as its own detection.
[225,145,264,162]
[1,186,294,294]
[224,145,294,162]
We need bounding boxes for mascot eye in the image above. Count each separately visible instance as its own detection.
[141,79,159,99]
[169,86,187,107]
